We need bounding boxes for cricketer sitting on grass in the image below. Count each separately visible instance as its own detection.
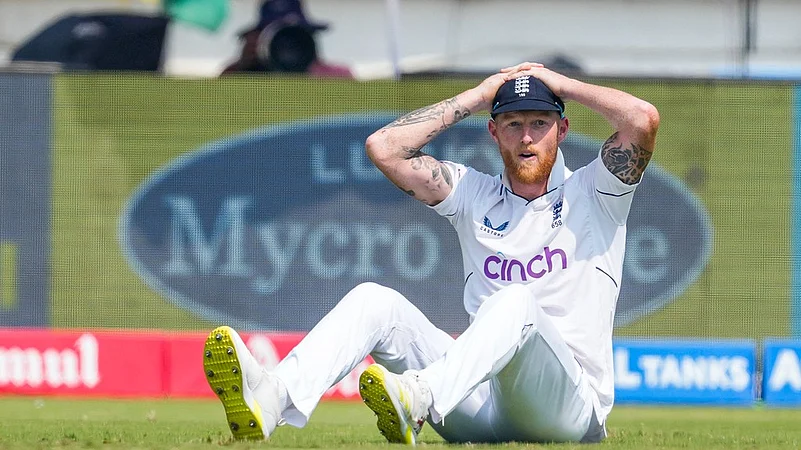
[202,61,660,444]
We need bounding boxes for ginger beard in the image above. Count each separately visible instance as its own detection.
[500,143,557,185]
[490,111,566,187]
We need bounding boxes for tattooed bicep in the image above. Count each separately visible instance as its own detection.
[600,132,654,185]
[408,153,452,186]
[389,149,453,206]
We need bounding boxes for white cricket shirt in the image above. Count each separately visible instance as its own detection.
[431,148,638,422]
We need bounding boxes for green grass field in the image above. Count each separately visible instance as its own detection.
[0,397,799,449]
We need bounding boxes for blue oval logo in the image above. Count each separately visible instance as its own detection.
[120,114,712,332]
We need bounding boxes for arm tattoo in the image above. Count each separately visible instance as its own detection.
[440,162,453,187]
[400,146,419,159]
[601,132,653,185]
[408,152,453,186]
[384,97,471,142]
[379,97,465,204]
[386,150,453,206]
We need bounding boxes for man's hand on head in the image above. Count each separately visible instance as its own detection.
[500,61,544,74]
[473,72,513,112]
[501,63,576,101]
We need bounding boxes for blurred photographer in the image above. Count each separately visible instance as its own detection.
[221,0,352,77]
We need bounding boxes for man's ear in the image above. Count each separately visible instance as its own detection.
[557,117,569,143]
[488,119,500,144]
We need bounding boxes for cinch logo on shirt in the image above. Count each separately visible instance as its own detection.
[483,246,568,281]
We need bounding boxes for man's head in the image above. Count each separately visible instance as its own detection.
[488,76,568,187]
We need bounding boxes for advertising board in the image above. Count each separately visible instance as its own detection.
[614,339,755,405]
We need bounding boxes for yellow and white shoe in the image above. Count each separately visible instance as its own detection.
[358,363,433,445]
[203,326,282,440]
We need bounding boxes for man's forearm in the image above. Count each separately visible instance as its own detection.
[558,78,659,185]
[364,71,507,207]
[368,88,485,161]
[560,79,658,138]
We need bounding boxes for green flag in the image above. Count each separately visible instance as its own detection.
[164,0,229,32]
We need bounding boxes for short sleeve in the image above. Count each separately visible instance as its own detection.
[590,152,639,225]
[430,161,470,225]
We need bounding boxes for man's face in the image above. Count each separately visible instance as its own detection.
[489,110,568,186]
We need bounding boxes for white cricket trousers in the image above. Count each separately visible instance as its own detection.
[272,282,602,443]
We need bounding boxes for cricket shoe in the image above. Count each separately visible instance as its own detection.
[358,363,433,445]
[203,326,282,440]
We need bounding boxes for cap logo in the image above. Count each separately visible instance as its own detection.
[514,76,530,97]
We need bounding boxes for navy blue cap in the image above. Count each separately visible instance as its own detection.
[240,0,329,36]
[491,76,565,118]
